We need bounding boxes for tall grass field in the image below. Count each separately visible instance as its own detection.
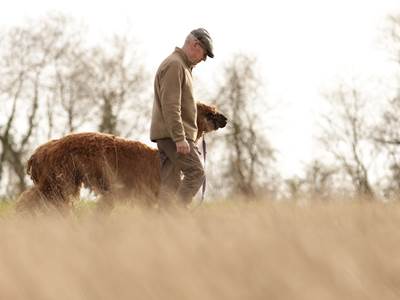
[0,199,399,299]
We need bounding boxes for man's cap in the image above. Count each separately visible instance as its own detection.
[191,28,214,58]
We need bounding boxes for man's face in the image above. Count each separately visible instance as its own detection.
[192,40,207,65]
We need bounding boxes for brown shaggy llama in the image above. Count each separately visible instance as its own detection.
[16,103,227,214]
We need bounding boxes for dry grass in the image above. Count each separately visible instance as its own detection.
[1,199,400,300]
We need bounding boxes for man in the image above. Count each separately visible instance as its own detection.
[150,28,214,206]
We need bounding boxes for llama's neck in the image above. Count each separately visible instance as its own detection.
[195,131,205,143]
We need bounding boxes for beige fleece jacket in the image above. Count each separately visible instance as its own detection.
[150,47,197,142]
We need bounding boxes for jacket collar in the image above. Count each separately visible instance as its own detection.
[175,47,193,69]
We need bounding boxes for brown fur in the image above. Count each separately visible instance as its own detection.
[16,103,227,214]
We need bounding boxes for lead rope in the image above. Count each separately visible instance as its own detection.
[201,135,207,202]
[191,135,207,211]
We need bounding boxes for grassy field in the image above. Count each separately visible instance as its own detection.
[0,199,399,300]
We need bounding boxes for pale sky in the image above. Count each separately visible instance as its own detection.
[1,0,399,178]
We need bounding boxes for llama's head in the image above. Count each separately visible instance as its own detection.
[196,102,227,140]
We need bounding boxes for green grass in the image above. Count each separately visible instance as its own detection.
[0,198,100,218]
[0,199,15,216]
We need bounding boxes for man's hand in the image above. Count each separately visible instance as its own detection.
[176,139,190,154]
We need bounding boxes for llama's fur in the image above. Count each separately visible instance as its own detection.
[16,103,227,214]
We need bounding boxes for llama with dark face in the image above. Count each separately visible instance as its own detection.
[16,102,227,213]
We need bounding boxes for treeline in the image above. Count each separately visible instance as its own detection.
[0,13,399,202]
[282,14,400,201]
[0,14,150,196]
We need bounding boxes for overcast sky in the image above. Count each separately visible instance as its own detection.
[1,0,399,177]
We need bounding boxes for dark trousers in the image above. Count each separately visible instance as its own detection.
[156,139,205,206]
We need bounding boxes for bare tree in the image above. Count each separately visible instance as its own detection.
[284,160,338,201]
[373,14,400,199]
[319,82,376,199]
[80,36,150,136]
[211,54,276,199]
[373,93,400,199]
[0,14,150,197]
[50,43,94,135]
[0,14,74,194]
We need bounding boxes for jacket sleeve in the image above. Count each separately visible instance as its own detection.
[159,61,185,142]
